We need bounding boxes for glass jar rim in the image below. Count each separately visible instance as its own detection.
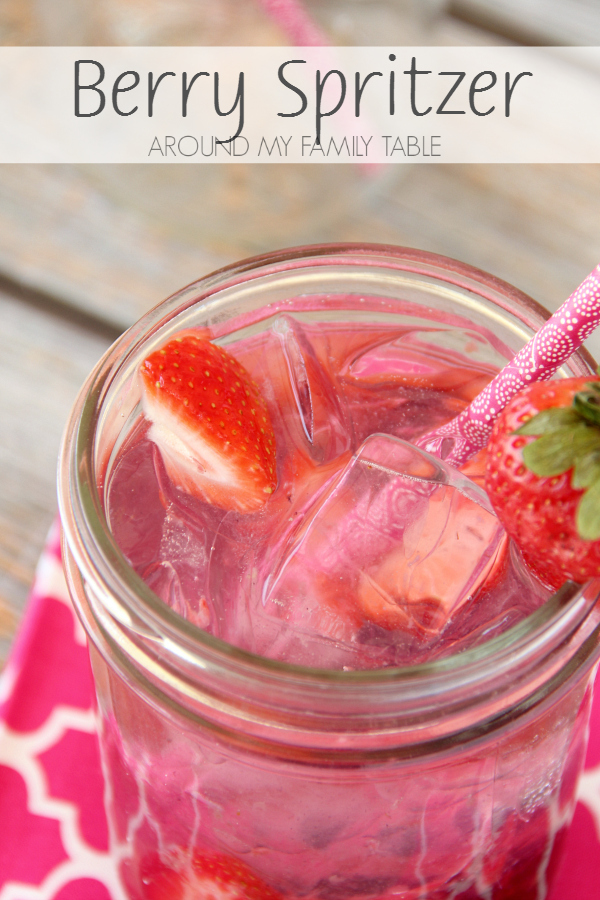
[58,243,600,706]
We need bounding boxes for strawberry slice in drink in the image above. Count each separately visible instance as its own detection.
[140,850,283,900]
[140,332,277,513]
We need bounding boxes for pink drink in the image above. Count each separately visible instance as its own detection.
[109,315,548,670]
[59,247,600,900]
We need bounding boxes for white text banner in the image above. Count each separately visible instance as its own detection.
[0,47,599,163]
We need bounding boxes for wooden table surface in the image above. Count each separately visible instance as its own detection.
[2,2,600,666]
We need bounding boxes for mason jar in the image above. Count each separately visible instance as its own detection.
[58,245,600,900]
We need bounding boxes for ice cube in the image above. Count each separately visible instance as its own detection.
[142,510,212,626]
[254,435,508,668]
[107,436,165,574]
[108,435,258,634]
[232,315,352,466]
[338,328,497,446]
[151,472,274,639]
[273,315,351,461]
[341,327,497,396]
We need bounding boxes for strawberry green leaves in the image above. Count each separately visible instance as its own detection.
[514,380,600,540]
[577,480,600,541]
[485,376,600,590]
[573,379,600,425]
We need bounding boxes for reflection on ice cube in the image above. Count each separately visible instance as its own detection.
[232,314,351,467]
[273,315,350,461]
[256,435,509,668]
[142,512,212,626]
[108,436,254,635]
[338,326,494,447]
[230,315,496,472]
[341,327,498,396]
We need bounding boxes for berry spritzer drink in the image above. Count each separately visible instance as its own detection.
[59,246,600,900]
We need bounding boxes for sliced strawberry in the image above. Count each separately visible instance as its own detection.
[140,332,277,513]
[339,328,496,399]
[482,807,551,898]
[141,850,283,900]
[485,376,600,589]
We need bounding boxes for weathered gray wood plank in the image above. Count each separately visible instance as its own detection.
[0,289,110,663]
[2,162,600,347]
[450,0,600,46]
[0,165,228,333]
[347,164,600,361]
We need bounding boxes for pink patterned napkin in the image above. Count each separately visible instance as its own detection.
[0,523,599,899]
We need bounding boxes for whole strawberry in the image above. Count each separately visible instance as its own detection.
[140,332,277,513]
[485,376,600,590]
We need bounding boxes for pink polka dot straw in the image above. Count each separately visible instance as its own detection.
[257,0,326,44]
[416,264,600,467]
